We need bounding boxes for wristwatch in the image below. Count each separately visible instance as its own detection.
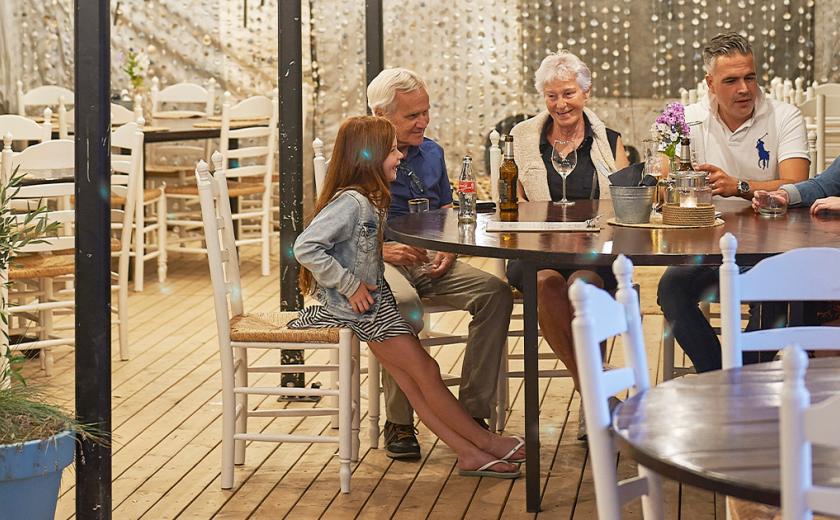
[736,179,751,195]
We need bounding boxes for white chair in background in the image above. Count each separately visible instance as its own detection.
[167,92,277,276]
[111,122,167,292]
[0,109,53,145]
[1,136,136,364]
[146,77,217,183]
[719,232,840,370]
[57,103,138,140]
[570,255,663,519]
[16,81,73,117]
[779,346,840,520]
[195,159,359,492]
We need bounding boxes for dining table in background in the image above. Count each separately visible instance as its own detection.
[387,199,840,512]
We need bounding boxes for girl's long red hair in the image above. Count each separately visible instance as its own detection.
[299,116,396,295]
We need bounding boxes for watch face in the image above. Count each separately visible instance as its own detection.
[738,180,749,193]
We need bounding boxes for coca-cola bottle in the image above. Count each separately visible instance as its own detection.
[457,154,476,223]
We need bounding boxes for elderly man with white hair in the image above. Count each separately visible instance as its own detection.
[367,68,513,460]
[507,50,629,440]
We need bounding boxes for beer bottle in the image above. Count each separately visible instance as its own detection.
[677,137,693,172]
[499,135,519,214]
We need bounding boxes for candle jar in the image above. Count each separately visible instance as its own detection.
[662,170,716,226]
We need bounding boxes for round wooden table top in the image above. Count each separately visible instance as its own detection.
[386,200,840,267]
[612,357,840,505]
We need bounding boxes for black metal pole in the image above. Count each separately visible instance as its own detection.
[278,0,305,389]
[365,0,384,94]
[74,0,111,518]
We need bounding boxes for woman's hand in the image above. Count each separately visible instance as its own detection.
[348,282,378,313]
[810,196,840,215]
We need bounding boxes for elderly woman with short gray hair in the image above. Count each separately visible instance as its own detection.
[507,51,628,441]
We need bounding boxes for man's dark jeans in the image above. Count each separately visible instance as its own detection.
[657,265,784,373]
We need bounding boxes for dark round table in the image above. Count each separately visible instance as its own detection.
[387,200,840,512]
[613,357,840,505]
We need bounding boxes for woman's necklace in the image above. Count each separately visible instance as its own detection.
[550,120,585,148]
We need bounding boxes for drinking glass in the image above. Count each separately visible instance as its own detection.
[642,139,664,213]
[754,190,788,217]
[408,197,430,213]
[551,139,577,206]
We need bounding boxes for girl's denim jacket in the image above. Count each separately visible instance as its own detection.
[294,189,384,322]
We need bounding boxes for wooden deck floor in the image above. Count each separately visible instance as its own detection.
[24,247,728,519]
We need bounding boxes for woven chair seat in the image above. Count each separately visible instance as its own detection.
[146,164,194,175]
[229,311,340,343]
[9,253,74,279]
[112,188,162,206]
[166,182,265,197]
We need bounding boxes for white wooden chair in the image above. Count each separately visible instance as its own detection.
[2,136,136,363]
[167,92,277,276]
[719,232,840,369]
[195,158,359,492]
[799,88,840,175]
[57,103,138,140]
[111,122,167,292]
[145,77,217,182]
[0,109,52,145]
[569,255,664,519]
[16,81,73,117]
[780,346,840,520]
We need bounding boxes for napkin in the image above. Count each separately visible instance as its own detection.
[608,162,645,186]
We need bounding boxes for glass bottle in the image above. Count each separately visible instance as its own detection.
[498,135,519,214]
[458,155,476,223]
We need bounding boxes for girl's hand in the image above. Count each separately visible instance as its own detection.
[349,282,378,313]
[811,196,840,215]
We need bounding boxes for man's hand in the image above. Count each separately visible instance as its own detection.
[697,163,739,197]
[811,196,840,215]
[424,252,456,279]
[348,281,377,313]
[383,242,429,266]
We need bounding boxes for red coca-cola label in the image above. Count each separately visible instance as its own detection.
[459,181,476,193]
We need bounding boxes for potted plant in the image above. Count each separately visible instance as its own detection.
[0,167,105,519]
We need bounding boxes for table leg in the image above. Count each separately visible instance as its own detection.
[523,261,541,512]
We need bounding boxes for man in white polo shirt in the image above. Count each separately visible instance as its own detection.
[657,33,810,373]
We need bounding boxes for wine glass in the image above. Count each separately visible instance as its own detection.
[551,139,577,206]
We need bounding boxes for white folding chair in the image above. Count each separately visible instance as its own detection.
[16,81,73,117]
[719,232,840,369]
[167,92,277,276]
[780,346,840,520]
[111,122,167,292]
[570,255,664,519]
[195,159,360,492]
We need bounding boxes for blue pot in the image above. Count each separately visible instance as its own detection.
[0,430,75,520]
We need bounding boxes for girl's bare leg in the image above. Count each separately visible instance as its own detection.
[368,334,524,468]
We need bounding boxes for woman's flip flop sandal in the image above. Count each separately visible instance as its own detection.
[501,435,526,464]
[458,459,521,479]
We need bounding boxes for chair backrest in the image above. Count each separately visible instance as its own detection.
[569,255,663,520]
[16,81,73,116]
[57,103,137,140]
[151,77,215,116]
[313,137,330,197]
[488,129,502,201]
[719,232,840,369]
[0,110,52,144]
[196,153,244,317]
[781,346,840,520]
[219,91,278,183]
[1,137,74,184]
[110,122,143,237]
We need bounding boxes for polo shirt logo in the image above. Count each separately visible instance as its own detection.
[756,133,770,169]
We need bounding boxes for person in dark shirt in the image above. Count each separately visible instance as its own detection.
[367,68,513,460]
[508,51,629,440]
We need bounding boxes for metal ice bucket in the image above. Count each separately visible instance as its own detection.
[610,185,655,224]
